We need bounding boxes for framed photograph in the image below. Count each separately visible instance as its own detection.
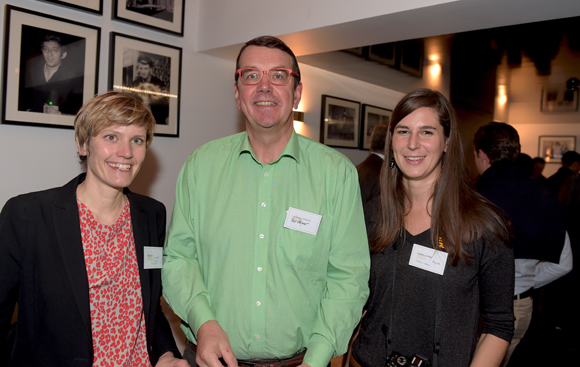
[399,39,424,77]
[36,0,103,14]
[360,104,392,150]
[368,43,396,67]
[538,136,576,164]
[113,0,185,36]
[541,86,579,112]
[320,95,361,148]
[2,6,100,129]
[109,32,182,137]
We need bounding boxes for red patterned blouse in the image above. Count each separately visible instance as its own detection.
[78,199,152,367]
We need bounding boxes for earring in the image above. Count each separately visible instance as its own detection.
[389,157,396,168]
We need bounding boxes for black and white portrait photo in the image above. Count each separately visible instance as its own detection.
[361,104,392,149]
[110,32,182,136]
[114,0,185,35]
[2,6,99,129]
[321,95,361,148]
[122,49,171,125]
[18,26,85,116]
[125,0,175,22]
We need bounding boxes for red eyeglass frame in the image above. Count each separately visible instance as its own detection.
[236,68,300,86]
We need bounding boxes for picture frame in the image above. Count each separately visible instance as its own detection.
[399,39,424,77]
[320,95,361,148]
[36,0,103,15]
[360,104,392,150]
[109,32,182,137]
[368,43,396,67]
[2,6,100,129]
[113,0,185,36]
[541,86,579,113]
[538,135,576,164]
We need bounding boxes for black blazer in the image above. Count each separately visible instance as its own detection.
[356,153,384,206]
[0,174,180,366]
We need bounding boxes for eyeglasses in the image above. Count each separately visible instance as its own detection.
[236,68,299,86]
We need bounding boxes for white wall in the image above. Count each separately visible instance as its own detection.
[0,0,241,212]
[0,0,408,212]
[507,36,580,177]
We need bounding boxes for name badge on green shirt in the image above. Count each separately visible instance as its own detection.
[283,207,322,235]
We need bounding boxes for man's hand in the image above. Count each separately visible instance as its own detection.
[155,352,190,367]
[196,320,238,367]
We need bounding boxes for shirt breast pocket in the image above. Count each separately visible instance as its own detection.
[277,226,329,278]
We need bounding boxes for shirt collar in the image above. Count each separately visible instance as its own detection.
[239,130,300,165]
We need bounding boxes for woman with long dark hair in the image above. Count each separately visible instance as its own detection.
[351,89,514,367]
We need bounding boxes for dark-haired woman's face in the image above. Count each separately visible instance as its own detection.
[392,107,447,185]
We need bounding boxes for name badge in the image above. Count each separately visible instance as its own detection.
[409,243,448,275]
[144,247,163,269]
[283,207,322,236]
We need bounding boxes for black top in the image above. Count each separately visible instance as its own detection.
[352,201,514,367]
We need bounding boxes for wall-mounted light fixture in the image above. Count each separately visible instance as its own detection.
[293,111,304,122]
[498,85,507,105]
[293,110,305,134]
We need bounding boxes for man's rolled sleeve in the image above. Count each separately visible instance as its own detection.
[162,159,215,340]
[303,163,371,367]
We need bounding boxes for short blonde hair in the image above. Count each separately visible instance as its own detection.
[74,91,156,169]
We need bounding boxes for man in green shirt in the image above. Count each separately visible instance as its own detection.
[162,36,370,367]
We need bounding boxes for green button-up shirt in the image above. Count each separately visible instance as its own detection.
[162,131,370,367]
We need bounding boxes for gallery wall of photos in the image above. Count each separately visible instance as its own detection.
[1,0,184,137]
[320,94,392,151]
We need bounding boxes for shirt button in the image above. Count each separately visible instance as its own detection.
[261,202,266,207]
[257,267,263,272]
[264,172,269,177]
[259,234,264,239]
[255,334,260,340]
[256,301,261,306]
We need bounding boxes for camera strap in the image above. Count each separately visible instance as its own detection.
[432,276,444,367]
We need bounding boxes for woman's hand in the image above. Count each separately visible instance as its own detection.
[155,352,191,367]
[470,333,509,367]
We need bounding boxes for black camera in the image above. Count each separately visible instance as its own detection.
[386,351,430,367]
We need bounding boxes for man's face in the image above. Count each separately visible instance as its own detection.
[137,63,151,79]
[41,41,66,68]
[234,46,302,131]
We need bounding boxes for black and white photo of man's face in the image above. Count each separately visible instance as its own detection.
[41,41,67,68]
[137,62,151,79]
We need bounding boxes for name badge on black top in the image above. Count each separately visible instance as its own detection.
[409,244,448,275]
[144,247,163,269]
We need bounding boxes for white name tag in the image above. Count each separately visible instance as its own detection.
[144,247,163,269]
[409,243,448,275]
[283,207,322,236]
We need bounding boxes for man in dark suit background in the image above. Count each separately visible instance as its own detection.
[547,150,580,198]
[356,122,388,206]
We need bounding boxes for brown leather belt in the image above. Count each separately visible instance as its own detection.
[187,340,305,367]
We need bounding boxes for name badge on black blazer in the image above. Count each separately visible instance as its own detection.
[144,247,163,269]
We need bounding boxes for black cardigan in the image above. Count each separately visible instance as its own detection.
[0,174,180,366]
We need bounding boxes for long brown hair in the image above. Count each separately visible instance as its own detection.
[371,89,510,264]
